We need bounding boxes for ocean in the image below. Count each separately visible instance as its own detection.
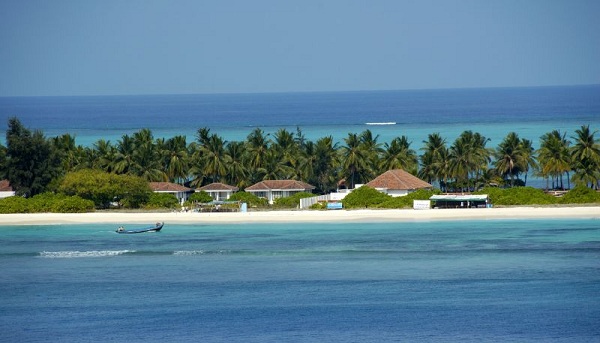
[1,85,599,149]
[1,219,599,342]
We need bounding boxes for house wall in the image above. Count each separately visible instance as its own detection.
[386,189,410,197]
[0,191,15,199]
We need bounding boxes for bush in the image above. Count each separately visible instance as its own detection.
[342,186,391,209]
[51,196,95,213]
[475,187,556,206]
[144,193,180,209]
[559,186,600,204]
[273,192,315,208]
[229,191,268,207]
[59,169,151,208]
[379,189,441,209]
[187,191,213,204]
[0,196,30,213]
[0,194,94,213]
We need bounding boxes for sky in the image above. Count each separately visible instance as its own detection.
[1,0,599,96]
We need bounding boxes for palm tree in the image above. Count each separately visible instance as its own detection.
[340,133,368,188]
[91,139,115,171]
[201,134,230,183]
[494,132,524,187]
[313,136,339,193]
[225,141,249,188]
[129,129,166,181]
[380,136,417,173]
[161,135,189,184]
[113,134,136,174]
[537,130,571,190]
[246,128,270,182]
[570,125,600,188]
[519,138,537,186]
[359,129,384,178]
[419,133,447,188]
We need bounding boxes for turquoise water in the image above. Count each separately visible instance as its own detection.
[1,219,599,342]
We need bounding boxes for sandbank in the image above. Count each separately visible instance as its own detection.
[0,206,599,225]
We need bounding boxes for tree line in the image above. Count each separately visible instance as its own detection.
[1,117,599,198]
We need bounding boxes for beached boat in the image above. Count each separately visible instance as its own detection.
[116,222,163,234]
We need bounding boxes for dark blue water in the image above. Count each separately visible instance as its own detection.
[1,85,599,147]
[1,219,599,342]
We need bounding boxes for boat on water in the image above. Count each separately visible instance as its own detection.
[116,222,164,234]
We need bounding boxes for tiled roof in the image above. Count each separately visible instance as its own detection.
[366,169,432,190]
[149,182,193,192]
[246,180,315,191]
[198,182,239,192]
[0,179,13,192]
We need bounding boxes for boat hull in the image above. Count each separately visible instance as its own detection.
[116,223,163,234]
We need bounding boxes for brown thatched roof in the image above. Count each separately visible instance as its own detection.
[246,180,315,191]
[149,182,193,192]
[198,182,239,192]
[0,180,13,192]
[366,169,432,190]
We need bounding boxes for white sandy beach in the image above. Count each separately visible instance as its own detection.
[0,206,599,225]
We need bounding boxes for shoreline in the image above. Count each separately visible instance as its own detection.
[1,206,599,225]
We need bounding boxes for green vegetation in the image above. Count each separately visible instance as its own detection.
[342,186,392,208]
[273,192,314,208]
[0,118,599,213]
[0,193,94,213]
[558,186,600,204]
[186,191,213,204]
[228,191,268,207]
[378,189,442,209]
[144,193,180,209]
[58,169,151,208]
[475,187,556,206]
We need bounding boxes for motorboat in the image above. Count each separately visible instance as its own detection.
[116,222,163,234]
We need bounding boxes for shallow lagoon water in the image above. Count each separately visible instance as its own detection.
[1,219,599,342]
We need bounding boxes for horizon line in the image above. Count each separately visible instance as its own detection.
[2,83,599,99]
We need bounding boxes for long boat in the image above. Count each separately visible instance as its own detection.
[116,222,164,234]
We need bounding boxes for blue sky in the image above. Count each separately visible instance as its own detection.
[1,0,599,96]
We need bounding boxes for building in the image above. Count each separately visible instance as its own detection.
[149,182,194,204]
[366,169,433,197]
[198,182,239,201]
[0,180,15,198]
[429,194,490,208]
[245,180,315,204]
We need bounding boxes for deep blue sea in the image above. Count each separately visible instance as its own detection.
[1,219,599,342]
[1,85,599,149]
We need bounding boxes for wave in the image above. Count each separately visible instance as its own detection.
[39,250,134,258]
[32,246,600,259]
[365,122,396,125]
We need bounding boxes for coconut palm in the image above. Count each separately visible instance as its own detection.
[225,141,249,188]
[537,130,571,190]
[340,133,368,188]
[419,133,447,188]
[380,136,417,173]
[313,136,339,193]
[519,138,537,186]
[359,129,384,177]
[161,135,189,184]
[246,128,270,182]
[494,132,525,187]
[570,125,600,188]
[201,134,230,183]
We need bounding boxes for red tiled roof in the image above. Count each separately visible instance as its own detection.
[0,179,13,192]
[246,180,315,191]
[149,182,193,192]
[198,182,239,192]
[366,169,432,190]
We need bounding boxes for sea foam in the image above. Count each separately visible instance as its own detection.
[39,250,134,258]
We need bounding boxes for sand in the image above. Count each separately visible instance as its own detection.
[0,206,599,225]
